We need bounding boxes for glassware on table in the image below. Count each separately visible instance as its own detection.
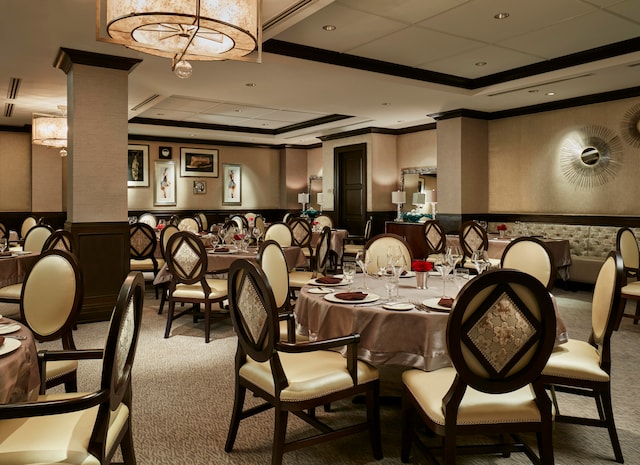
[471,250,490,274]
[342,262,356,291]
[355,251,371,289]
[0,237,7,253]
[446,245,462,269]
[454,268,470,292]
[380,265,397,302]
[392,256,407,298]
[252,226,262,245]
[387,245,402,267]
[434,253,452,298]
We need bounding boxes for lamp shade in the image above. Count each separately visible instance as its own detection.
[412,192,426,205]
[391,191,406,204]
[32,114,67,148]
[317,193,324,205]
[298,193,310,204]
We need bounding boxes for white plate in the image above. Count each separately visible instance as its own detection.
[0,338,21,356]
[309,278,347,287]
[12,251,31,256]
[382,302,414,311]
[0,324,21,335]
[325,292,380,304]
[307,287,333,294]
[422,298,452,312]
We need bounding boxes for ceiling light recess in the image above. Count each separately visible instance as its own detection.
[96,0,262,78]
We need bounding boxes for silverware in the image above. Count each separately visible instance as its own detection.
[411,301,431,312]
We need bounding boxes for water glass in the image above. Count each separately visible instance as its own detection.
[343,262,356,290]
[454,269,470,291]
[0,237,7,253]
[355,251,370,289]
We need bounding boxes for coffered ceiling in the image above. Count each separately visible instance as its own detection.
[2,0,639,146]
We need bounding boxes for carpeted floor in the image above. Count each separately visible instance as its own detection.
[8,284,640,464]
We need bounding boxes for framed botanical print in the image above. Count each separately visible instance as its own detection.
[127,144,149,187]
[180,147,218,177]
[154,161,176,206]
[222,164,241,205]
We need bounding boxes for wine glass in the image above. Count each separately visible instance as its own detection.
[343,262,356,291]
[434,253,452,298]
[387,245,402,266]
[471,250,489,274]
[0,237,7,253]
[382,267,397,302]
[252,226,261,245]
[355,251,370,289]
[446,245,462,269]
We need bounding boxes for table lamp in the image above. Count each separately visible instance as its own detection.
[392,190,406,222]
[298,193,310,215]
[317,192,324,212]
[425,189,437,218]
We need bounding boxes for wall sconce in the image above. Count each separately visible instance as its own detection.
[392,190,406,222]
[298,193,310,215]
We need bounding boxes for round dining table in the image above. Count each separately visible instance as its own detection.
[0,317,40,403]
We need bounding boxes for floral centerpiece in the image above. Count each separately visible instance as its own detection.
[497,223,507,238]
[411,260,433,272]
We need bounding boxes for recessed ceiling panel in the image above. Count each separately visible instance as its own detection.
[336,0,468,24]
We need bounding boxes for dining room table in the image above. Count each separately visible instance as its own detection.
[0,249,39,288]
[0,317,41,403]
[310,228,349,263]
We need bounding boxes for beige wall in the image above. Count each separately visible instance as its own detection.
[0,132,31,212]
[32,144,63,212]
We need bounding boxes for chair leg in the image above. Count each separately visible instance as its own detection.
[614,297,626,330]
[225,383,247,453]
[204,303,211,343]
[600,389,624,463]
[367,381,383,460]
[157,284,167,315]
[400,393,414,463]
[272,408,289,465]
[164,300,175,338]
[120,420,137,465]
[537,426,555,465]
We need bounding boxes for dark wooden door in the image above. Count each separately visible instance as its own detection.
[335,143,366,235]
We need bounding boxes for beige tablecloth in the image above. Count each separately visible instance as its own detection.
[294,273,568,372]
[0,319,40,403]
[311,229,349,261]
[0,252,40,288]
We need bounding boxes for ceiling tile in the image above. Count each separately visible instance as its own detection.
[335,0,470,24]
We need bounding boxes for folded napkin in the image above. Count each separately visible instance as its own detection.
[334,292,368,301]
[0,251,10,257]
[215,247,229,253]
[316,276,342,284]
[438,297,454,308]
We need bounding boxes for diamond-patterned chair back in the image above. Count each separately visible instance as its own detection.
[423,220,446,255]
[166,231,207,285]
[289,218,312,248]
[129,222,157,260]
[448,268,556,394]
[178,217,200,233]
[315,226,332,274]
[43,229,75,254]
[459,220,489,259]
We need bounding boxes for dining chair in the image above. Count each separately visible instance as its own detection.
[288,217,314,269]
[501,236,556,290]
[282,212,292,223]
[168,214,180,227]
[230,214,249,231]
[20,249,84,393]
[177,216,200,233]
[342,216,372,267]
[42,228,76,254]
[129,222,162,298]
[288,226,332,293]
[224,258,382,465]
[22,224,53,253]
[541,251,625,463]
[164,231,228,343]
[264,221,293,247]
[244,212,257,228]
[615,227,640,327]
[0,271,144,465]
[422,220,447,259]
[314,214,333,229]
[254,215,266,238]
[195,212,208,231]
[0,222,7,240]
[19,215,39,239]
[401,268,557,464]
[459,220,501,270]
[363,233,412,274]
[138,212,158,228]
[157,224,180,314]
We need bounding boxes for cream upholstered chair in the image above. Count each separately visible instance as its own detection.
[423,220,447,261]
[195,212,208,231]
[157,224,180,314]
[541,251,625,463]
[224,259,382,465]
[0,271,144,465]
[264,221,293,247]
[230,214,249,231]
[254,215,266,238]
[459,220,501,270]
[615,227,640,326]
[289,226,331,292]
[0,222,7,240]
[164,231,228,343]
[401,269,557,464]
[42,228,75,253]
[138,212,157,228]
[288,217,314,268]
[178,216,200,233]
[342,216,372,267]
[363,233,412,274]
[501,236,556,290]
[19,215,38,239]
[129,222,162,298]
[20,249,84,393]
[22,224,53,252]
[314,214,333,229]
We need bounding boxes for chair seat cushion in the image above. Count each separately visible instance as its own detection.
[172,279,227,300]
[288,271,321,288]
[403,367,541,426]
[343,244,364,255]
[240,350,378,402]
[130,258,164,272]
[541,338,609,382]
[46,360,79,382]
[621,281,640,297]
[0,283,21,300]
[0,392,129,465]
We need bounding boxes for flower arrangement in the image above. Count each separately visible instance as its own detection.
[497,224,507,231]
[411,260,433,272]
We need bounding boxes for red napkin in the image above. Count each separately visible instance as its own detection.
[334,292,368,301]
[438,297,454,308]
[316,276,342,284]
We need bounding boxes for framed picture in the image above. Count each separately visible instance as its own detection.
[418,179,425,193]
[154,161,176,206]
[222,164,241,205]
[127,144,149,187]
[180,147,218,177]
[159,146,172,159]
[193,180,207,195]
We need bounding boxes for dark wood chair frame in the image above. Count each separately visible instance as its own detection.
[288,217,314,269]
[129,222,160,298]
[42,229,76,254]
[422,220,447,256]
[157,224,180,315]
[615,227,640,326]
[341,216,373,268]
[458,220,489,260]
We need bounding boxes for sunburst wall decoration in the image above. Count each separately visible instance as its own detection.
[620,103,640,149]
[559,125,623,188]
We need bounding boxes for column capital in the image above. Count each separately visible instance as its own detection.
[54,48,141,74]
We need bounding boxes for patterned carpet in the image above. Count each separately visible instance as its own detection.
[9,285,640,465]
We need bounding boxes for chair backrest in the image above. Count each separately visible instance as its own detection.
[590,252,624,368]
[168,214,180,226]
[289,217,312,249]
[283,212,292,223]
[364,233,413,273]
[363,216,373,241]
[129,222,158,262]
[178,217,200,233]
[20,249,83,348]
[159,224,180,259]
[257,240,291,311]
[138,213,157,228]
[314,215,333,229]
[20,216,38,239]
[616,227,639,280]
[195,212,208,231]
[231,215,249,231]
[423,220,446,256]
[244,212,257,228]
[459,220,489,258]
[265,222,293,247]
[165,231,208,285]
[501,237,555,290]
[23,224,53,253]
[0,222,7,240]
[314,226,332,274]
[255,215,266,236]
[42,229,75,254]
[228,258,279,363]
[448,268,556,394]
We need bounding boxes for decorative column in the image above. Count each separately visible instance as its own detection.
[54,48,141,322]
